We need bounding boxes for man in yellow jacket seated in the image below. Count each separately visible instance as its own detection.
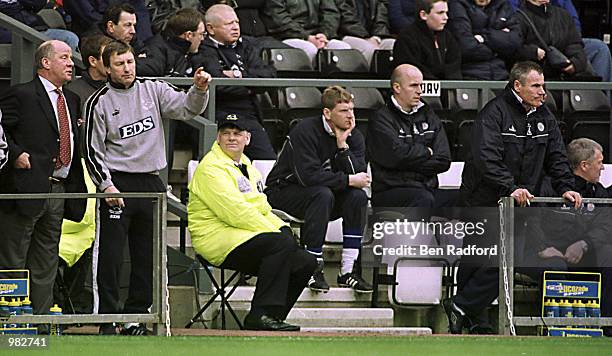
[188,114,317,331]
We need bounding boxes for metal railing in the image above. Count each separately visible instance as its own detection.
[498,196,612,335]
[0,192,168,335]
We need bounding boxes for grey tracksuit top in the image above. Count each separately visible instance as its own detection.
[84,78,209,192]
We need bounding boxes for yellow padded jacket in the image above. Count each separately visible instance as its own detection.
[188,142,286,266]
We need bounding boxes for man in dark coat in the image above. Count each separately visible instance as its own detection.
[197,4,277,160]
[0,40,87,318]
[448,0,521,80]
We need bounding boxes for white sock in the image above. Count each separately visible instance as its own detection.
[341,248,359,275]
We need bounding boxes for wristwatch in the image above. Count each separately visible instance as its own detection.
[232,68,242,78]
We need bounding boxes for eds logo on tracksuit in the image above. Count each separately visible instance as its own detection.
[119,116,155,138]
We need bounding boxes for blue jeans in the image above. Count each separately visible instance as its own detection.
[583,38,612,82]
[42,29,79,54]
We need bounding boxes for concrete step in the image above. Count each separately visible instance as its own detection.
[286,307,394,327]
[300,327,432,335]
[225,286,386,307]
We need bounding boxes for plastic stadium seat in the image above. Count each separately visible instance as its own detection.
[454,120,474,162]
[277,87,322,129]
[570,120,610,163]
[448,89,480,124]
[261,47,316,77]
[316,49,371,78]
[563,89,610,122]
[441,119,457,157]
[348,87,385,138]
[370,49,394,78]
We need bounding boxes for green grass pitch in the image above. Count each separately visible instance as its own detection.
[6,335,612,355]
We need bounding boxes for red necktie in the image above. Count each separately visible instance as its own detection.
[55,88,71,169]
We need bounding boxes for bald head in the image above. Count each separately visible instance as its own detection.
[205,4,240,44]
[390,64,423,110]
[36,40,74,87]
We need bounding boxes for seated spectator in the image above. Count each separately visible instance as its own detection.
[66,34,112,105]
[448,0,521,80]
[508,0,612,83]
[201,0,290,53]
[188,114,316,331]
[66,1,153,42]
[367,64,451,208]
[137,8,205,77]
[0,110,6,171]
[514,0,594,80]
[388,0,417,35]
[0,0,79,53]
[334,0,396,65]
[527,138,612,336]
[261,0,351,62]
[265,86,373,294]
[88,3,146,55]
[392,0,462,79]
[197,4,277,160]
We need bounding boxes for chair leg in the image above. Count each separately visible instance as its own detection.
[185,263,244,329]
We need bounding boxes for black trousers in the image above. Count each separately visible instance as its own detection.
[371,187,459,208]
[94,172,165,314]
[221,232,317,320]
[0,181,65,314]
[266,185,368,251]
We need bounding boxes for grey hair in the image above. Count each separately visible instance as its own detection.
[567,138,603,171]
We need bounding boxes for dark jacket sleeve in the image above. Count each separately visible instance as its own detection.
[387,0,413,34]
[444,33,463,80]
[367,108,433,170]
[371,0,391,37]
[242,40,277,79]
[558,11,588,74]
[286,126,349,190]
[448,1,496,62]
[543,116,574,195]
[0,89,25,165]
[319,0,341,39]
[392,30,434,78]
[63,0,105,26]
[195,47,251,98]
[482,8,522,59]
[136,41,169,76]
[419,110,452,175]
[332,130,367,174]
[471,104,520,196]
[262,0,309,39]
[336,0,370,38]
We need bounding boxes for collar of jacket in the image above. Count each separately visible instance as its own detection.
[82,70,107,90]
[415,19,443,40]
[204,35,242,49]
[387,96,427,122]
[211,141,251,166]
[573,174,598,196]
[166,36,192,54]
[108,77,137,90]
[523,1,548,18]
[501,85,543,115]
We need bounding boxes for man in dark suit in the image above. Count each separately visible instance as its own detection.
[0,40,87,317]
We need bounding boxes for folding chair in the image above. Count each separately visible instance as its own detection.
[185,161,244,330]
[185,255,244,330]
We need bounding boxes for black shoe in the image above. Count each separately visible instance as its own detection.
[99,323,119,335]
[308,270,330,293]
[337,272,373,293]
[244,314,300,331]
[468,323,495,335]
[443,298,469,334]
[120,323,152,336]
